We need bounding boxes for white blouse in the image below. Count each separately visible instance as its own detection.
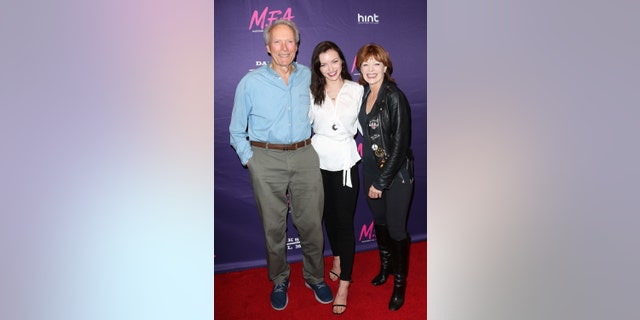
[309,80,364,187]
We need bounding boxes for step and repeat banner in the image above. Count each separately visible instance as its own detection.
[214,0,427,273]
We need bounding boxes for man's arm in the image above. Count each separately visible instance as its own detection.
[229,78,252,166]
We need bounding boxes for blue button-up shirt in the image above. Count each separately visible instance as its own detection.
[229,62,312,165]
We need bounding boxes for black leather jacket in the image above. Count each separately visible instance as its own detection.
[363,79,414,190]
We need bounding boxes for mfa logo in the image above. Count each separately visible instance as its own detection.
[357,13,380,24]
[350,55,359,75]
[249,7,295,32]
[358,221,377,243]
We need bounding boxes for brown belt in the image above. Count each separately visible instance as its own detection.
[250,138,312,151]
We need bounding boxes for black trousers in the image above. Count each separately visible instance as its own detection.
[321,165,359,281]
[363,172,414,241]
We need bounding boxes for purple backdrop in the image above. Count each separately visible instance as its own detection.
[214,0,427,273]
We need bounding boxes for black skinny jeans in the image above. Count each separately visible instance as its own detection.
[321,165,359,281]
[363,172,413,241]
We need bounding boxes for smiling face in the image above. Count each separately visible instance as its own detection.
[266,24,297,68]
[360,57,387,87]
[318,49,343,82]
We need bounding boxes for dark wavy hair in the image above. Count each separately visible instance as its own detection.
[310,41,352,106]
[355,43,395,85]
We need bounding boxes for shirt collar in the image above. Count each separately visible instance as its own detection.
[265,61,298,76]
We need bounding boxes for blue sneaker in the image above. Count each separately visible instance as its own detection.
[305,280,333,304]
[270,278,289,310]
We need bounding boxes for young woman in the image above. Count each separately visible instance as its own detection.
[309,41,363,316]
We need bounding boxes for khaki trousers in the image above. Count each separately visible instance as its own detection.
[248,145,325,285]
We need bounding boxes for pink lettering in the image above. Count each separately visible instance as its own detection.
[267,10,282,26]
[249,7,269,30]
[281,8,294,21]
[358,221,375,241]
[351,55,358,74]
[249,7,295,30]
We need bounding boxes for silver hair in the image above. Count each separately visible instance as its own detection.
[263,19,300,45]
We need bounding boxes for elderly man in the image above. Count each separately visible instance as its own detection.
[229,19,333,311]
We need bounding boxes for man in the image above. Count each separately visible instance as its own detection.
[229,19,333,311]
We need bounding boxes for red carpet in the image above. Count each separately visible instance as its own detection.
[214,241,426,319]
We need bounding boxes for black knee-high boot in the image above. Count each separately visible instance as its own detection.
[389,237,410,311]
[371,224,393,286]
